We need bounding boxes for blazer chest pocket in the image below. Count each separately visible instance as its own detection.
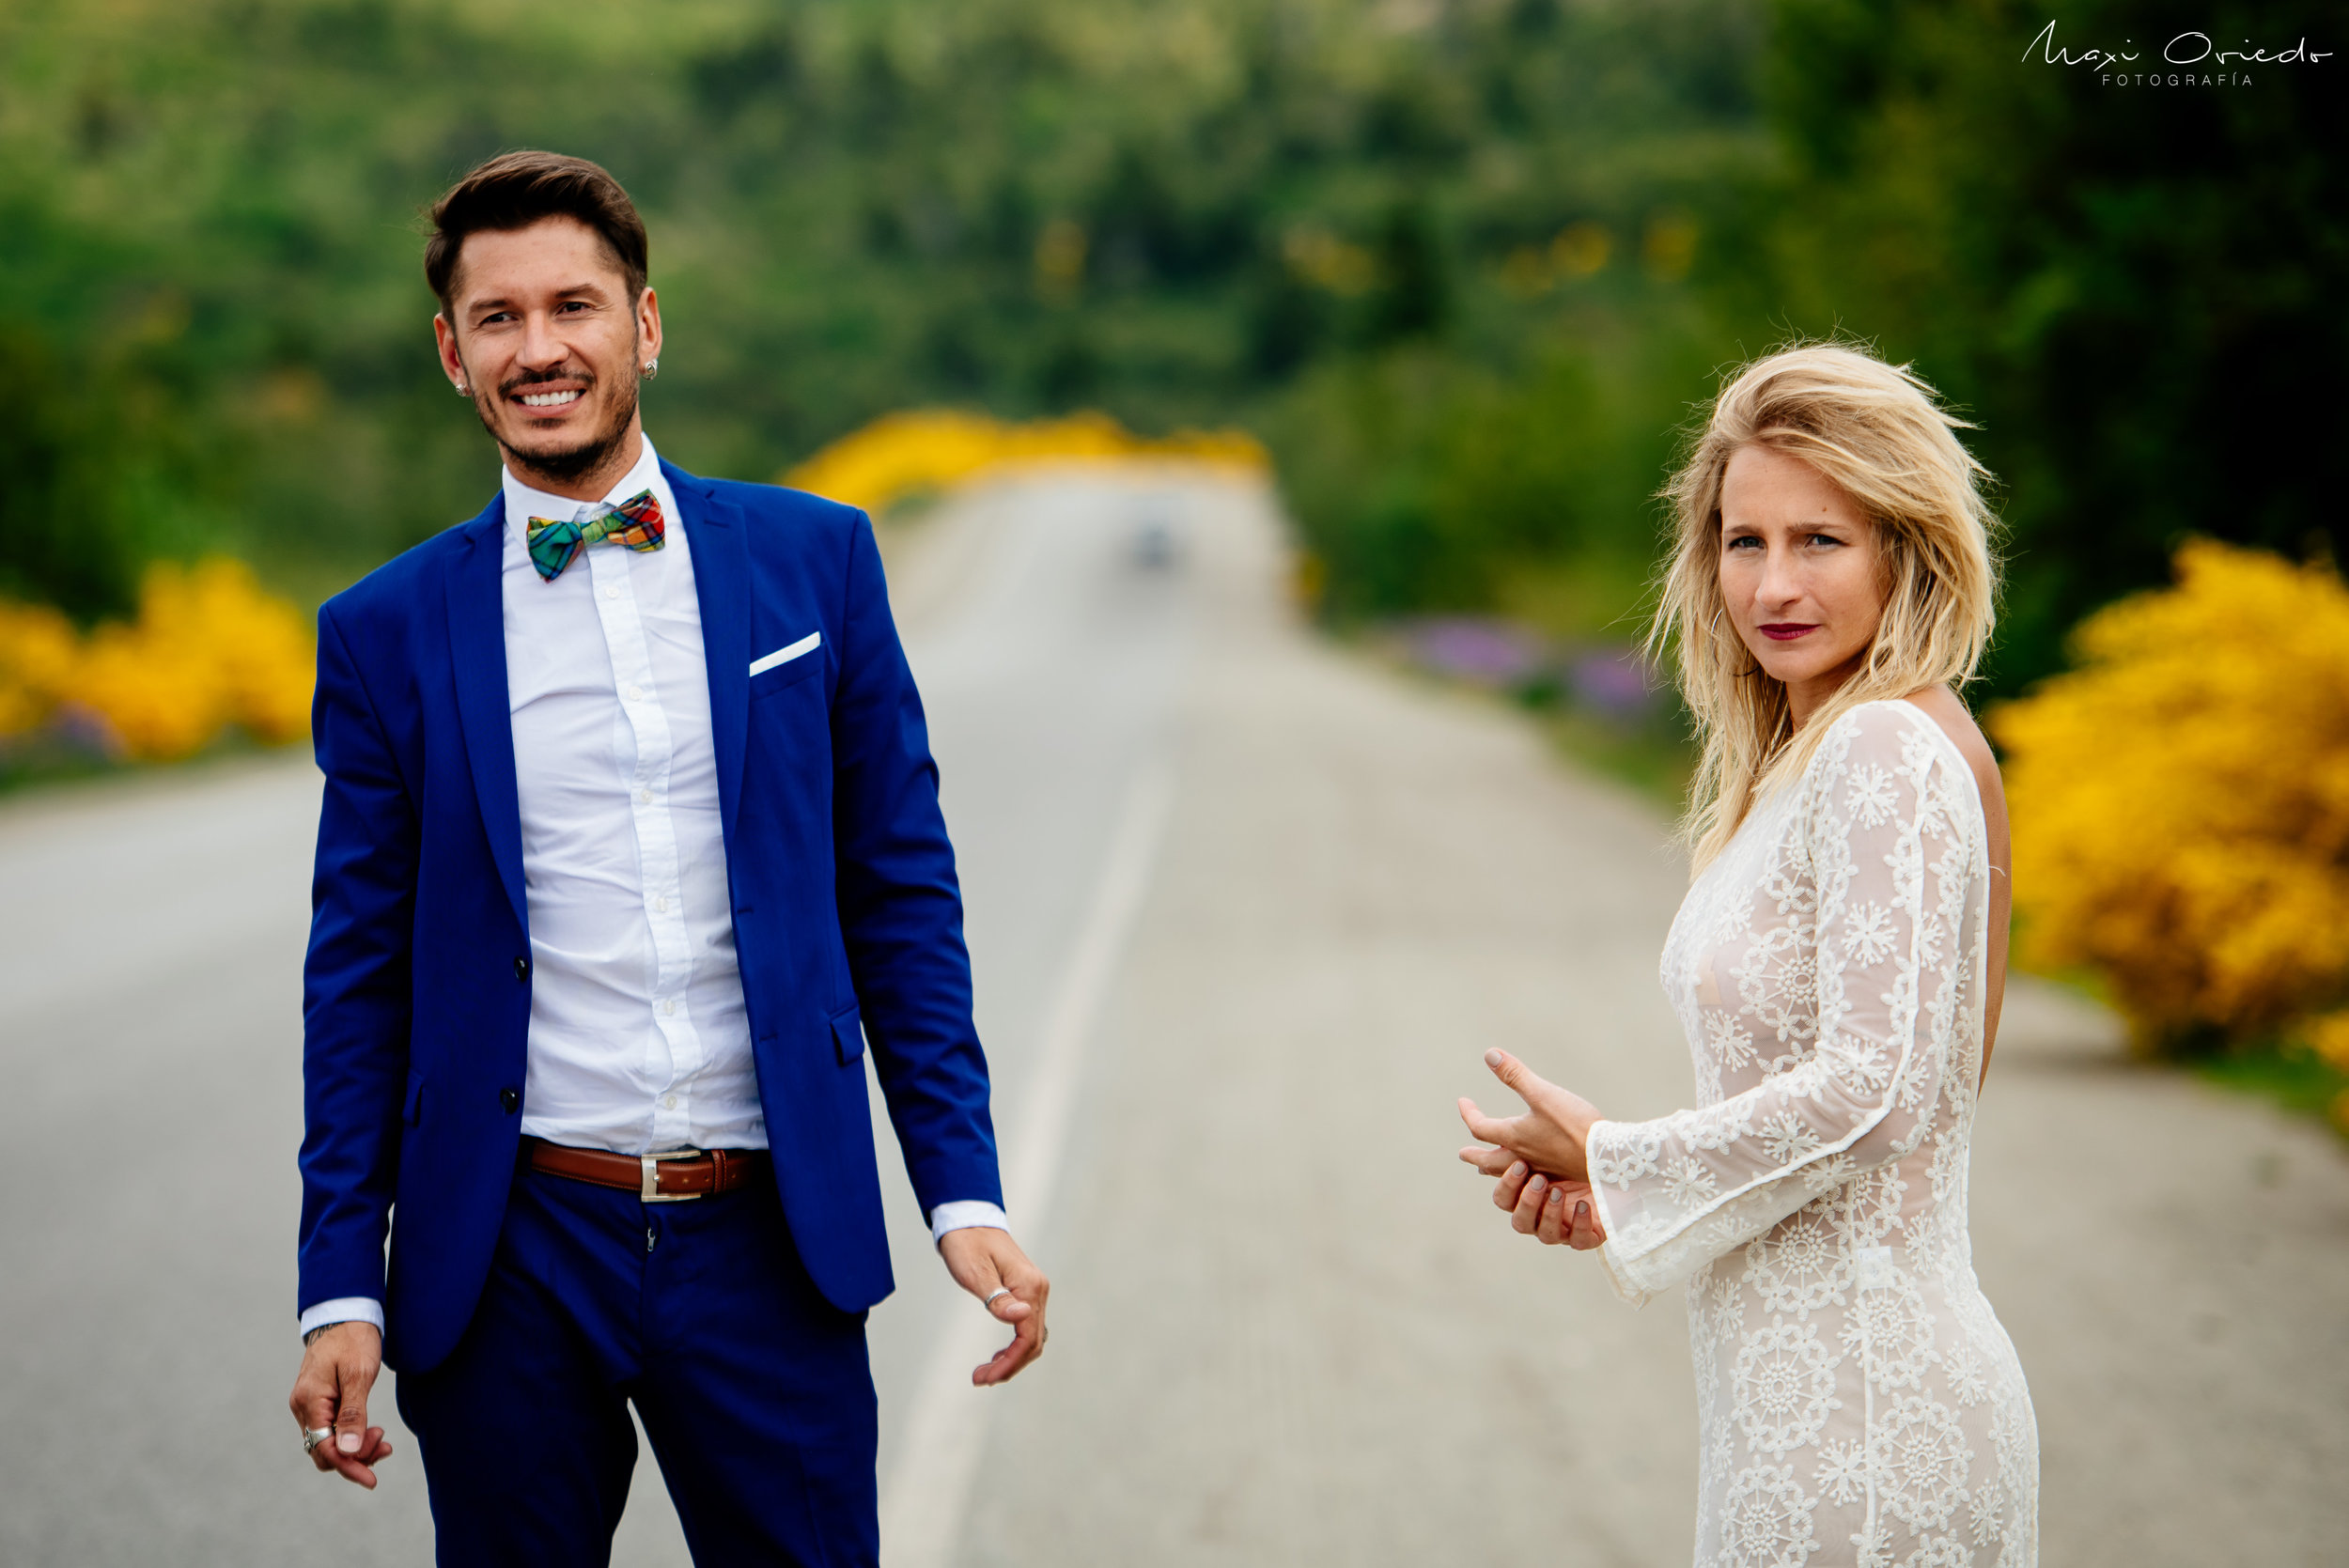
[750,630,824,700]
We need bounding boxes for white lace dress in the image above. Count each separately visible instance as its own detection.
[1586,700,2038,1568]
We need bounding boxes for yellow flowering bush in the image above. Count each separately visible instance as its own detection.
[784,408,1268,515]
[1991,540,2349,1048]
[2307,1012,2349,1076]
[0,558,315,764]
[0,600,81,737]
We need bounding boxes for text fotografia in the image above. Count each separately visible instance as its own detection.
[2024,21,2330,85]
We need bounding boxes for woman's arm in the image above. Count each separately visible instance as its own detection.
[1902,683,2011,1089]
[1581,704,1975,1300]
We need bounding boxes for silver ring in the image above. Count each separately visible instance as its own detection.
[303,1426,334,1455]
[983,1287,1012,1310]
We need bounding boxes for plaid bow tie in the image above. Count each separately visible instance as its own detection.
[525,489,666,582]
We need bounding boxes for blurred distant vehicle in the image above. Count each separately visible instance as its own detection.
[1131,505,1179,571]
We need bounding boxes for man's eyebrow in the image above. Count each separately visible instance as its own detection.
[464,281,614,316]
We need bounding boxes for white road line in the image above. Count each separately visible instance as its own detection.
[879,760,1176,1568]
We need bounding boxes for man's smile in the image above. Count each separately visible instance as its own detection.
[518,389,583,409]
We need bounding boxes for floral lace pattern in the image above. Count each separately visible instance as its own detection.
[1587,702,2038,1567]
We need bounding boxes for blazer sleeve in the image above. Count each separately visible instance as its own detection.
[296,604,419,1315]
[1585,704,1973,1302]
[828,512,1003,1219]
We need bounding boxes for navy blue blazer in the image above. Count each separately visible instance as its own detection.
[296,460,1001,1373]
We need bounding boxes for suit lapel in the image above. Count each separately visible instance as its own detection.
[443,494,528,931]
[670,460,751,850]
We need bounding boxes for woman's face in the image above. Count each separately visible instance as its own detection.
[1717,442,1885,716]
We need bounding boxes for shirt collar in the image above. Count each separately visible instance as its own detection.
[501,434,665,534]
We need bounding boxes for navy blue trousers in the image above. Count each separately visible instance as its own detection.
[396,1165,878,1567]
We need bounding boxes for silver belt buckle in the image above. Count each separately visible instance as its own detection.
[641,1148,705,1203]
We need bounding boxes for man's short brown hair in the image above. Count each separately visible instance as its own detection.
[424,151,649,318]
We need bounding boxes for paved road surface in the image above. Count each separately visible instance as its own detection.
[2,472,2343,1564]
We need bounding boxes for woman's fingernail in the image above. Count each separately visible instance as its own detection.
[1548,1188,1563,1204]
[1576,1202,1590,1221]
[1484,1048,1504,1066]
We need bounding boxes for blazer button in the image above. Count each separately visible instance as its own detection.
[500,1088,521,1113]
[513,955,531,981]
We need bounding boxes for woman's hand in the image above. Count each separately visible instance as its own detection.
[1460,1144,1608,1250]
[1456,1048,1603,1184]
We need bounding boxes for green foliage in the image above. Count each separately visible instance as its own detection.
[1282,0,2349,690]
[1736,0,2349,691]
[0,328,137,620]
[2,0,2338,684]
[0,0,1770,604]
[1254,0,1773,634]
[2199,1044,2349,1142]
[1273,335,1706,627]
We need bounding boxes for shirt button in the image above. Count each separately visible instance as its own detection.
[603,584,620,600]
[513,955,531,981]
[661,999,678,1017]
[661,1094,678,1110]
[499,1088,521,1113]
[637,788,654,804]
[624,684,643,702]
[654,895,670,912]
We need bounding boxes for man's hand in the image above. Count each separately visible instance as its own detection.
[288,1321,394,1487]
[936,1228,1049,1387]
[1460,1144,1609,1250]
[1455,1047,1602,1183]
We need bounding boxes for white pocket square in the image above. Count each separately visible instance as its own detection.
[749,630,821,676]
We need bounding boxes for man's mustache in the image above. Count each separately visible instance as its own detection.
[496,365,599,397]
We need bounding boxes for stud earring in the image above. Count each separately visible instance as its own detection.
[642,358,659,380]
[456,380,470,396]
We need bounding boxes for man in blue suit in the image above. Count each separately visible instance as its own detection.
[286,150,1048,1565]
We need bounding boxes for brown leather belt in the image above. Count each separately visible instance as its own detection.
[523,1138,768,1203]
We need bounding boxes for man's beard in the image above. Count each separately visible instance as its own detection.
[474,363,641,484]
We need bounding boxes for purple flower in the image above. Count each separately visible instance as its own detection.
[1570,649,1656,719]
[1405,617,1548,686]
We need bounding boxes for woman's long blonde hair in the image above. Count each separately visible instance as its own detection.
[1650,342,1999,870]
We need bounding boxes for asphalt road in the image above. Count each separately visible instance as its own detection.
[2,471,2344,1564]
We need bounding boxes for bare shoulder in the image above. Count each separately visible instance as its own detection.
[1898,686,2007,819]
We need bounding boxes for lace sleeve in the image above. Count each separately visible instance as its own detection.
[1586,703,1971,1302]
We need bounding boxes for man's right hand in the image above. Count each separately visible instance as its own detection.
[288,1321,394,1488]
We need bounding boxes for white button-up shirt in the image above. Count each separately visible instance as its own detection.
[501,438,758,1156]
[298,437,1002,1340]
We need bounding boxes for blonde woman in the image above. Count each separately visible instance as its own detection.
[1458,344,2038,1566]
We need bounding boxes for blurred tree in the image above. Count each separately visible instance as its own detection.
[1744,0,2349,691]
[0,330,140,620]
[1364,203,1448,345]
[0,0,1770,602]
[4,0,2326,693]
